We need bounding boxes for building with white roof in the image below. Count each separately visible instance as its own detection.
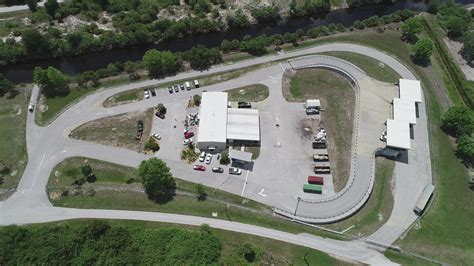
[386,119,411,150]
[393,98,417,125]
[399,79,422,103]
[197,92,260,153]
[197,92,228,152]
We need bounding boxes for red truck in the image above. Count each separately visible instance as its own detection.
[308,176,324,185]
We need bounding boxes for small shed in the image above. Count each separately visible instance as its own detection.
[305,99,321,110]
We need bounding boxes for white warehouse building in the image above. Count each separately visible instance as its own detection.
[197,92,260,153]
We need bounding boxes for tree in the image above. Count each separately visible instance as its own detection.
[21,28,50,56]
[411,37,433,65]
[441,105,474,137]
[26,0,38,12]
[33,66,69,97]
[63,168,84,186]
[0,74,13,96]
[143,49,182,77]
[81,164,96,183]
[444,16,468,38]
[401,17,422,42]
[458,134,474,164]
[138,158,175,201]
[193,94,201,106]
[184,45,222,70]
[195,183,207,201]
[156,103,167,114]
[44,0,59,17]
[462,31,474,64]
[241,242,257,262]
[219,150,230,165]
[227,9,250,28]
[251,5,279,23]
[144,137,160,152]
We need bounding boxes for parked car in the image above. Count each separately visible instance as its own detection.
[229,167,242,175]
[174,85,179,92]
[28,103,35,112]
[144,90,150,99]
[199,151,206,162]
[380,132,387,142]
[306,108,319,115]
[205,153,212,164]
[185,81,191,90]
[194,79,199,88]
[168,87,173,93]
[193,165,206,171]
[184,131,194,139]
[183,138,193,146]
[151,89,157,97]
[180,84,185,90]
[137,120,144,132]
[152,133,161,140]
[238,101,251,108]
[155,112,165,119]
[212,167,224,173]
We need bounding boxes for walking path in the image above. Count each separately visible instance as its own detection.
[0,43,432,264]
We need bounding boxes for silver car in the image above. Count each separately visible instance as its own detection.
[229,167,242,175]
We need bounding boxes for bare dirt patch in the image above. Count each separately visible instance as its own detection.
[283,69,355,192]
[69,108,154,152]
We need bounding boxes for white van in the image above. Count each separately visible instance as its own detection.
[185,81,191,90]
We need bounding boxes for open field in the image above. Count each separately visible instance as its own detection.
[320,51,400,83]
[0,86,29,198]
[323,158,395,237]
[47,157,345,240]
[6,219,349,265]
[69,108,154,152]
[283,68,355,192]
[226,84,269,102]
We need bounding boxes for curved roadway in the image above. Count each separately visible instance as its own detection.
[0,43,432,264]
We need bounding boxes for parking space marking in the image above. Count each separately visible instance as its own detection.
[240,171,250,196]
[258,189,266,197]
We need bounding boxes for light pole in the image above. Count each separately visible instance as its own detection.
[294,197,301,216]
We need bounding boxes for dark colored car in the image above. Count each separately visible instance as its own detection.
[168,87,173,93]
[137,120,144,131]
[238,102,251,108]
[180,84,185,90]
[212,167,224,173]
[193,165,206,171]
[174,85,179,92]
[155,112,165,119]
[184,131,194,139]
[151,89,157,97]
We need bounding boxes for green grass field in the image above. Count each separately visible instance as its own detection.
[0,86,30,197]
[323,158,395,236]
[321,51,401,83]
[226,84,269,102]
[47,157,345,240]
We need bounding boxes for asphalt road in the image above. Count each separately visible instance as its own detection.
[0,43,432,264]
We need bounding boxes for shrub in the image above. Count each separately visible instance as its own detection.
[220,150,230,165]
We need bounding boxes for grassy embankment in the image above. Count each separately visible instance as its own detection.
[1,219,347,265]
[284,68,355,192]
[47,157,344,240]
[0,86,30,199]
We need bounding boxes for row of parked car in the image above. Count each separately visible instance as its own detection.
[168,80,200,94]
[193,164,242,175]
[305,128,331,194]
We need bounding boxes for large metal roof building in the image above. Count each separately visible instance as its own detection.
[227,108,260,142]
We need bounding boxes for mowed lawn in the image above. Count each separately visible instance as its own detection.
[47,157,344,240]
[321,51,401,83]
[0,86,30,196]
[284,68,355,192]
[226,84,269,102]
[323,158,395,236]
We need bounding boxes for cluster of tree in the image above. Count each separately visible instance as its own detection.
[62,163,96,186]
[352,9,415,30]
[441,105,474,164]
[251,5,280,23]
[463,32,474,65]
[226,9,250,28]
[138,158,176,202]
[33,66,69,97]
[183,45,222,70]
[411,37,434,65]
[0,74,14,96]
[0,221,222,265]
[144,137,160,152]
[347,0,400,8]
[432,1,471,39]
[289,0,331,18]
[401,17,423,42]
[142,49,182,78]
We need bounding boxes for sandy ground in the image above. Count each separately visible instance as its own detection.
[443,37,474,81]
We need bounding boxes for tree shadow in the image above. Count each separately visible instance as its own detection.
[411,55,432,67]
[148,187,176,204]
